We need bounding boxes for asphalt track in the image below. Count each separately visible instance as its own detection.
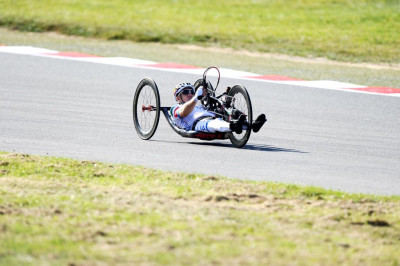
[1,52,400,195]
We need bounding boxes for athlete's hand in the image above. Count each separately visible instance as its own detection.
[194,87,203,102]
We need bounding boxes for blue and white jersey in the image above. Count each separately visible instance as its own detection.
[169,104,215,131]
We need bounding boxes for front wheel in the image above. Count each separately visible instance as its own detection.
[227,85,253,148]
[132,78,160,140]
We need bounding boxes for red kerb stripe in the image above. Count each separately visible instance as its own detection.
[141,63,199,69]
[344,87,400,94]
[45,52,100,58]
[248,75,304,81]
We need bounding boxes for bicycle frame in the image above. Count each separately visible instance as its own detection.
[133,66,257,148]
[160,107,229,140]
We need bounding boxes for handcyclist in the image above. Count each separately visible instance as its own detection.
[170,82,266,134]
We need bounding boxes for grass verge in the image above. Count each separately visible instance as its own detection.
[1,0,399,64]
[1,152,399,265]
[1,28,399,89]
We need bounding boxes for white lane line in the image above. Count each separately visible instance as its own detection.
[1,45,399,97]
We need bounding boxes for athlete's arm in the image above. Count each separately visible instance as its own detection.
[177,88,204,118]
[177,97,197,118]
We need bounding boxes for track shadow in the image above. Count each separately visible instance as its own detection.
[188,142,307,153]
[149,139,306,153]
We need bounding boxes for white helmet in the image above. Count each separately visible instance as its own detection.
[173,82,194,98]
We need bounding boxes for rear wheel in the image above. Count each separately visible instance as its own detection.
[132,78,160,140]
[227,85,253,148]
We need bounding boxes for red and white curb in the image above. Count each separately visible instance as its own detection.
[1,45,399,97]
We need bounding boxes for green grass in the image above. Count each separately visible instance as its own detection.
[1,152,400,265]
[0,0,399,64]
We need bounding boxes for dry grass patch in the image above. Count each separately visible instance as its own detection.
[1,28,400,88]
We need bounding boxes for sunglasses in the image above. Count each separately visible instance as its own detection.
[181,89,195,95]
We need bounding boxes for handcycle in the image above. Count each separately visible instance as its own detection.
[132,66,266,148]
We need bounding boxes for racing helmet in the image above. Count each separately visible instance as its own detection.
[173,82,195,98]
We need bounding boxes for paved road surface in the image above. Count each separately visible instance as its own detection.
[1,52,399,195]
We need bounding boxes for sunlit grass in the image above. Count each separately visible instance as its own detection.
[1,152,399,265]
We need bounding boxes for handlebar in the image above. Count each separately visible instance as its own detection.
[202,66,220,93]
[197,66,222,110]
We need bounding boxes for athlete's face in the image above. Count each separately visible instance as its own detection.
[177,88,194,103]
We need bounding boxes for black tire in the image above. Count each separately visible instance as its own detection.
[228,85,253,148]
[132,78,160,140]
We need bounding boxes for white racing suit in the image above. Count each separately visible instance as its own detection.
[169,104,231,133]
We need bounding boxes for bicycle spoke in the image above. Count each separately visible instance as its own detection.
[136,85,156,134]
